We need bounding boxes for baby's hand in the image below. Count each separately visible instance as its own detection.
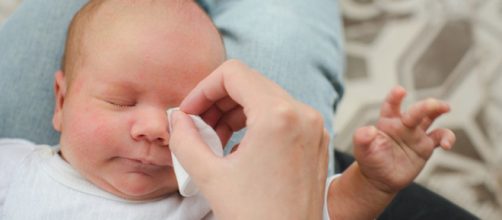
[353,86,455,194]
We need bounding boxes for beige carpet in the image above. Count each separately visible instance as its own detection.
[1,0,500,219]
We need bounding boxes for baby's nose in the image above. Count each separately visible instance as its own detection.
[130,108,169,145]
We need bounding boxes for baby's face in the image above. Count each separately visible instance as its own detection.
[53,1,224,200]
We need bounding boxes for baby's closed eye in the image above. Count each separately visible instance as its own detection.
[99,96,137,109]
[106,99,136,108]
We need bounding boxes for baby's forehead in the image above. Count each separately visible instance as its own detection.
[64,0,225,84]
[90,0,209,27]
[78,0,221,51]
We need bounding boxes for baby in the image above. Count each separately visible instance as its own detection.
[1,0,224,219]
[53,0,225,202]
[0,0,455,219]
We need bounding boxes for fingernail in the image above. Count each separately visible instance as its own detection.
[441,138,450,149]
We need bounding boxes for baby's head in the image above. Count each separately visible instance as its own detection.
[52,0,225,200]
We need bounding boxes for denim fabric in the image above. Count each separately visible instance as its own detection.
[0,0,88,145]
[0,0,345,175]
[200,0,345,175]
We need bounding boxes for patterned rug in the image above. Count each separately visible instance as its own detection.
[1,0,501,219]
[335,0,502,219]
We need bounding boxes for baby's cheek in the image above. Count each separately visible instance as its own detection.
[68,109,115,149]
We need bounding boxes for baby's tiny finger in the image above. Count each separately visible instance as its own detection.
[420,103,450,130]
[380,86,407,118]
[353,126,379,161]
[428,128,455,150]
[402,99,449,129]
[353,126,378,148]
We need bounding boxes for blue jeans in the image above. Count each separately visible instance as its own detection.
[0,0,345,175]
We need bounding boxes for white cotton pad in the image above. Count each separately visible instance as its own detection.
[167,108,224,197]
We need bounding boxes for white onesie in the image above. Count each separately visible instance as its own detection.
[0,139,214,220]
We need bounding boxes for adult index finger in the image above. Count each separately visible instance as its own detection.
[179,60,290,117]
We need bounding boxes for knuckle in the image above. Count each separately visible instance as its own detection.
[268,102,300,131]
[304,106,324,127]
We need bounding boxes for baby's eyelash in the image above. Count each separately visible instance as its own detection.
[106,100,135,108]
[113,103,133,108]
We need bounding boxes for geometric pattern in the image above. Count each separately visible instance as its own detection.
[1,0,501,219]
[335,0,502,219]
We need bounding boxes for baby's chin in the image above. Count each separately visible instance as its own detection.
[103,171,179,201]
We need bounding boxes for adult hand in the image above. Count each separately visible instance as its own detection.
[169,60,330,220]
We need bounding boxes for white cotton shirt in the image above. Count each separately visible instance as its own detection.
[0,139,214,220]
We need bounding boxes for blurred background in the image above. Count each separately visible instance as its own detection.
[334,0,502,219]
[1,0,501,219]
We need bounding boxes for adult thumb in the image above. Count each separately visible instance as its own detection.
[169,110,219,182]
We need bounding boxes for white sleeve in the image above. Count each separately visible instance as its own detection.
[323,174,342,220]
[0,138,40,210]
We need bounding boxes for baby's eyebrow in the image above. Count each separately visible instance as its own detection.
[93,79,142,95]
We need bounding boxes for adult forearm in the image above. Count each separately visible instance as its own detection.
[327,163,396,220]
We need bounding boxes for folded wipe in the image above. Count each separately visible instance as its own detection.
[167,108,224,197]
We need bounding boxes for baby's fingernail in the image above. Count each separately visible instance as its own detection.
[441,138,451,149]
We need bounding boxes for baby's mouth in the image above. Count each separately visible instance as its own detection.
[120,157,171,174]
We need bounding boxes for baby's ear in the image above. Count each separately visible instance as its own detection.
[52,70,67,132]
